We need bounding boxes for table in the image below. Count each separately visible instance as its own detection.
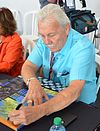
[1,101,100,131]
[0,74,100,131]
[0,73,12,80]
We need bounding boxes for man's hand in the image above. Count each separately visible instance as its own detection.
[8,105,45,125]
[23,79,49,105]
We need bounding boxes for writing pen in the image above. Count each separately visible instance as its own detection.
[15,103,23,110]
[7,103,23,120]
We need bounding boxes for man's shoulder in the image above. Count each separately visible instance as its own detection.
[70,29,83,39]
[70,29,93,47]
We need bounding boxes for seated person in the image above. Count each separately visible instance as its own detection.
[39,0,63,8]
[9,4,97,125]
[39,0,49,8]
[0,7,24,77]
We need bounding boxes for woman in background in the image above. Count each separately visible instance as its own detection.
[0,7,24,77]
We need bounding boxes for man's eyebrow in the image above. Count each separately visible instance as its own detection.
[39,32,56,36]
[48,32,55,35]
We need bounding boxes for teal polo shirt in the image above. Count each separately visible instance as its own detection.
[28,28,97,104]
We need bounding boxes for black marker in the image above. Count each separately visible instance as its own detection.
[15,103,23,110]
[7,103,23,120]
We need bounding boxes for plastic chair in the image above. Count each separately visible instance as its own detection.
[11,9,23,35]
[22,10,39,36]
[21,10,39,57]
[93,18,100,50]
[22,38,37,60]
[96,53,100,94]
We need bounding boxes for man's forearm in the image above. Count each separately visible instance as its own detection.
[21,65,36,83]
[42,90,75,116]
[42,81,84,116]
[21,61,38,84]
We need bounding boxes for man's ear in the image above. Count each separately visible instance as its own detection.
[65,23,70,36]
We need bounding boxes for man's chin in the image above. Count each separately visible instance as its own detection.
[49,48,58,52]
[46,45,59,52]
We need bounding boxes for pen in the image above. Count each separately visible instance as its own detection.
[15,103,23,110]
[7,103,23,120]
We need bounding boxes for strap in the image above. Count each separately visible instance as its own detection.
[77,16,94,26]
[72,13,96,26]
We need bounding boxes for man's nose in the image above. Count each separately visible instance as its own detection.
[44,36,51,45]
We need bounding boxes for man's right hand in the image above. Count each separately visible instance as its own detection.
[22,79,49,105]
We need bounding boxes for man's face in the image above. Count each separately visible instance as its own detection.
[38,19,70,52]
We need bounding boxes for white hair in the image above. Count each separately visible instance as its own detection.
[38,4,70,27]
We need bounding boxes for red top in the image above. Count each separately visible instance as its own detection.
[0,32,24,77]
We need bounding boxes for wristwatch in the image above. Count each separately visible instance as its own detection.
[26,77,36,86]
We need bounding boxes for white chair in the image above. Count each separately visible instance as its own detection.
[85,31,95,42]
[95,42,100,94]
[22,38,37,60]
[91,19,100,93]
[93,18,100,50]
[21,10,39,57]
[86,18,100,93]
[11,9,23,35]
[23,10,39,36]
[96,53,100,94]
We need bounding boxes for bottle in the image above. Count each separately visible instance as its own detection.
[49,117,66,131]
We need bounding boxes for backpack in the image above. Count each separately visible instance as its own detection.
[65,9,98,34]
[63,0,97,34]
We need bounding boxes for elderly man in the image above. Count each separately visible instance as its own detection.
[9,4,97,125]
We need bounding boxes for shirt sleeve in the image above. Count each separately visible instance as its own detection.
[27,38,43,67]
